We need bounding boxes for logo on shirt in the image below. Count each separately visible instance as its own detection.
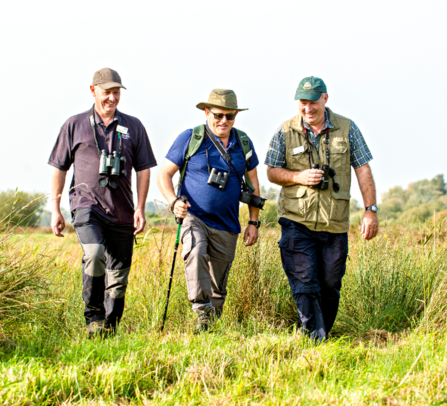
[303,82,312,89]
[122,133,130,140]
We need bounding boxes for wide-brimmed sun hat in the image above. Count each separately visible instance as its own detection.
[196,89,248,111]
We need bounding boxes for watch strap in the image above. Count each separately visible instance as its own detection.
[248,220,261,228]
[365,205,378,212]
[170,197,182,213]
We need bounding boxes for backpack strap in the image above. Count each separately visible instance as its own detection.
[234,128,255,191]
[177,125,205,193]
[177,125,255,194]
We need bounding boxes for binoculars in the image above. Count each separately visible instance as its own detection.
[240,185,266,209]
[98,150,127,188]
[310,163,339,192]
[207,168,229,190]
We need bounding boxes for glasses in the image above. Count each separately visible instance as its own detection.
[208,110,237,121]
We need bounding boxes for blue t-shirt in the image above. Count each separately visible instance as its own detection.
[166,126,259,234]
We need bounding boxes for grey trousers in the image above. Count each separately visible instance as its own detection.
[180,214,238,315]
[73,208,134,328]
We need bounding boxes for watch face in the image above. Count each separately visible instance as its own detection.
[368,205,378,212]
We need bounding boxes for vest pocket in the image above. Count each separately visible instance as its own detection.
[331,144,348,168]
[287,149,309,171]
[282,185,307,216]
[330,190,350,222]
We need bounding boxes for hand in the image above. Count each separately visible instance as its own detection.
[172,199,191,219]
[296,169,324,186]
[361,211,378,240]
[51,211,65,237]
[134,208,146,235]
[244,224,259,247]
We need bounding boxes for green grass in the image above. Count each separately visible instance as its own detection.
[2,327,447,405]
[1,214,447,405]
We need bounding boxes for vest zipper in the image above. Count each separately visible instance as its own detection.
[313,131,326,231]
[314,188,321,231]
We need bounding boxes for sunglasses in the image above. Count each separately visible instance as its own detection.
[208,110,237,121]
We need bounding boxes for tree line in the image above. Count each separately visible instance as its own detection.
[1,174,445,229]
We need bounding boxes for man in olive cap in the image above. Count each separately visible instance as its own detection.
[265,76,378,342]
[48,68,157,337]
[158,89,262,332]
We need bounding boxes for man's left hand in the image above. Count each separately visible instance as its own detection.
[134,208,146,235]
[361,211,378,240]
[244,224,259,247]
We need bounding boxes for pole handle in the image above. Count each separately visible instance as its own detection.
[176,195,188,225]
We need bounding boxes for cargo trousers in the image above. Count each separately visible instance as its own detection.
[72,208,135,328]
[180,214,239,316]
[278,217,348,342]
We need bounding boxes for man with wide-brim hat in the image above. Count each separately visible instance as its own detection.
[48,67,157,338]
[158,88,262,333]
[265,76,378,342]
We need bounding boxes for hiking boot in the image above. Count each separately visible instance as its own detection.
[193,307,214,334]
[87,320,115,339]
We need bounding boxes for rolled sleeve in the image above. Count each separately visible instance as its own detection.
[349,122,373,169]
[133,124,157,172]
[48,124,72,171]
[165,129,193,168]
[264,126,286,168]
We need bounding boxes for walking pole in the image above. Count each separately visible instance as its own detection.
[160,196,187,332]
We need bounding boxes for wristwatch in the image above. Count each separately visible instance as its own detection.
[365,205,379,213]
[248,220,261,228]
[170,197,183,213]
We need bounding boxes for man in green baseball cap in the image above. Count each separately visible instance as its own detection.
[265,76,378,342]
[157,89,263,333]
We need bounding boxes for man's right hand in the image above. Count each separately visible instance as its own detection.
[51,211,65,237]
[296,169,324,186]
[172,198,191,219]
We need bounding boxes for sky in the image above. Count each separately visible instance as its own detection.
[1,0,446,211]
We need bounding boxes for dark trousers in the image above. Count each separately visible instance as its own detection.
[73,208,134,328]
[278,218,348,341]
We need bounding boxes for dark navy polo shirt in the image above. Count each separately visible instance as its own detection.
[48,109,157,224]
[166,126,259,234]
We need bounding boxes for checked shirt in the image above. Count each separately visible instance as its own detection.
[265,110,373,169]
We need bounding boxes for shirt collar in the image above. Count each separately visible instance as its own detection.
[206,124,237,148]
[302,109,334,133]
[94,109,118,126]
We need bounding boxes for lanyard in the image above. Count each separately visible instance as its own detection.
[204,125,246,186]
[303,125,330,166]
[89,105,123,157]
[204,125,235,173]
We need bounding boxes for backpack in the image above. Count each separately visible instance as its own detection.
[177,124,255,192]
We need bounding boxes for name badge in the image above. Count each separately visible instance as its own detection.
[293,146,305,155]
[116,125,128,134]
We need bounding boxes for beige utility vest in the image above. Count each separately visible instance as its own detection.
[277,108,352,233]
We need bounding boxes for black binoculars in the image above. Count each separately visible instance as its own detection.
[98,150,127,188]
[207,168,229,190]
[309,163,339,192]
[240,185,266,209]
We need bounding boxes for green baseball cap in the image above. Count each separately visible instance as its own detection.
[294,76,327,101]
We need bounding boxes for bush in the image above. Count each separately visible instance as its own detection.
[334,231,445,336]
